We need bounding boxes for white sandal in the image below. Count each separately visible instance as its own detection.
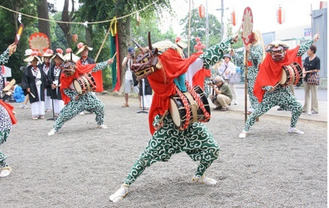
[192,175,217,185]
[239,130,248,138]
[0,166,12,178]
[109,184,129,202]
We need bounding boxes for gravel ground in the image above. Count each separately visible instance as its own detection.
[0,94,327,208]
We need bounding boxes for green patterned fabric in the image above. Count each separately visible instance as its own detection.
[244,86,302,131]
[124,114,219,185]
[247,44,264,109]
[0,129,10,167]
[244,40,313,132]
[200,38,233,69]
[0,49,9,65]
[53,91,104,131]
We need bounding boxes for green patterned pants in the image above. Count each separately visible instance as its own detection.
[0,130,10,167]
[244,87,302,131]
[124,115,220,185]
[247,66,260,110]
[53,93,104,131]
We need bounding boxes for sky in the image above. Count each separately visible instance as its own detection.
[164,0,324,36]
[50,0,324,36]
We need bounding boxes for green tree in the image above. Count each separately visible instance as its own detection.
[0,0,38,82]
[131,14,177,46]
[180,8,221,54]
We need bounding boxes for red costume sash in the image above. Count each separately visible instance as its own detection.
[147,49,202,135]
[253,46,300,103]
[60,60,104,104]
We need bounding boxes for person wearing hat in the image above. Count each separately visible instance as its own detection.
[0,43,17,178]
[47,53,114,136]
[76,42,95,65]
[218,53,237,105]
[239,33,320,138]
[40,49,54,112]
[122,47,140,107]
[109,35,240,203]
[22,50,47,120]
[48,48,65,117]
[209,76,233,111]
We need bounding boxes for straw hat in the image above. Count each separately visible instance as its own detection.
[63,48,80,63]
[175,37,187,49]
[76,42,93,55]
[24,49,33,56]
[24,51,41,63]
[51,48,65,61]
[42,49,54,57]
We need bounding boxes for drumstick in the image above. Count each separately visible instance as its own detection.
[159,110,168,123]
[111,52,117,59]
[29,92,35,98]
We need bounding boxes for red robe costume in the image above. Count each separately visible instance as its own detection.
[253,46,300,103]
[60,60,103,104]
[147,49,202,135]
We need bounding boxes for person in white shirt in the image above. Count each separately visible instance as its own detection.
[122,47,139,107]
[218,54,237,105]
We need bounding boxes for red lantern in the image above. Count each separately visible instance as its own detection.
[199,4,205,18]
[72,34,78,43]
[231,10,236,26]
[277,6,285,24]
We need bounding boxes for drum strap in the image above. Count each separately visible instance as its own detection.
[185,81,210,122]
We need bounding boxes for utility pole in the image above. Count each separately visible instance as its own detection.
[206,0,209,48]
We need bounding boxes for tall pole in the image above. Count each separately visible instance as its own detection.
[206,0,209,48]
[221,0,224,39]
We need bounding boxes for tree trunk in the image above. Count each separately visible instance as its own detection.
[58,0,72,47]
[85,26,93,48]
[37,0,51,47]
[117,17,131,92]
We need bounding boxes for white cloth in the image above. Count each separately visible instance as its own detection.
[44,89,52,111]
[31,101,45,117]
[123,57,133,81]
[53,99,64,114]
[218,61,236,80]
[185,58,204,87]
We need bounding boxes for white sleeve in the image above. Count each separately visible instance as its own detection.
[185,58,204,87]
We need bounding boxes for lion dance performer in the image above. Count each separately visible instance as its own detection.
[0,43,17,177]
[47,51,113,136]
[109,33,238,202]
[239,33,319,138]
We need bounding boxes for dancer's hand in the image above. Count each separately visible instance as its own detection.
[27,88,31,93]
[154,122,164,131]
[107,58,114,64]
[313,33,320,42]
[8,43,17,56]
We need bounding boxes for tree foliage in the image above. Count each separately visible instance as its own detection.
[180,8,221,54]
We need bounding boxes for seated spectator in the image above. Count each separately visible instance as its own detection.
[13,84,25,103]
[209,76,232,111]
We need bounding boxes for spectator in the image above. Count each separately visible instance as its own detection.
[21,51,47,120]
[209,76,233,111]
[302,45,320,115]
[40,49,53,112]
[49,49,65,116]
[13,84,25,103]
[122,47,139,107]
[218,54,237,105]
